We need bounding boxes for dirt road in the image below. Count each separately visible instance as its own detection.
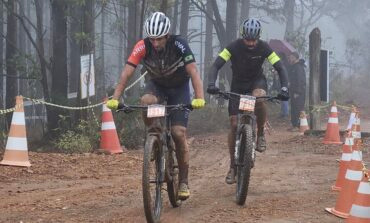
[1,121,369,223]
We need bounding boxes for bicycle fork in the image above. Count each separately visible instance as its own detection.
[234,115,257,168]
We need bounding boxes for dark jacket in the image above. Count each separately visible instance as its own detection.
[288,59,306,95]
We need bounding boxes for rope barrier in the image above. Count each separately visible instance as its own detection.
[309,102,354,114]
[0,103,25,115]
[0,71,147,114]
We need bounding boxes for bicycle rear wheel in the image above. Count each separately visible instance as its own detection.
[235,124,254,205]
[142,135,164,223]
[166,149,182,207]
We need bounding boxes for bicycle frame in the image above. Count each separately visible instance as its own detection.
[117,103,191,222]
[117,103,190,182]
[214,90,279,205]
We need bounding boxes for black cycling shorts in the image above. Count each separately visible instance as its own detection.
[228,75,268,116]
[144,80,191,127]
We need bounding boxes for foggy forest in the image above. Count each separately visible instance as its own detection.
[1,0,370,148]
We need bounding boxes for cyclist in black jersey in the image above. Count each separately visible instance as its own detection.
[107,12,205,199]
[207,18,289,184]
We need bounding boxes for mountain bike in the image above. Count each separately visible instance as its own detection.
[216,91,279,205]
[117,103,192,223]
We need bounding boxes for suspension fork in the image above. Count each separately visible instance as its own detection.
[234,113,256,164]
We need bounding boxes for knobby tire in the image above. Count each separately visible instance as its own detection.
[166,148,182,207]
[142,135,163,223]
[235,124,253,205]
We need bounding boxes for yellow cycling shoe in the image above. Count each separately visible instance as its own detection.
[178,183,190,200]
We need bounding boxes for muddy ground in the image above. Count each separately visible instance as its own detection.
[1,118,369,223]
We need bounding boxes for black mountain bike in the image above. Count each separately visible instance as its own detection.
[216,91,279,205]
[117,103,192,223]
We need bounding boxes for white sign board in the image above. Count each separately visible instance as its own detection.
[80,54,95,99]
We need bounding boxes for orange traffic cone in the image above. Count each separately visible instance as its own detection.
[99,101,123,154]
[351,112,362,149]
[325,149,364,218]
[346,169,370,223]
[346,106,357,131]
[299,111,309,135]
[0,96,31,167]
[332,131,353,191]
[323,101,342,144]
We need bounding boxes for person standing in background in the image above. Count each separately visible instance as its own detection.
[287,52,306,130]
[276,52,290,119]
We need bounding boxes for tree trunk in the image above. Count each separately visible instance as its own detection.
[309,28,321,130]
[117,1,124,73]
[160,0,168,14]
[0,0,4,108]
[180,0,190,40]
[0,0,4,131]
[125,0,141,98]
[99,3,106,98]
[171,0,179,33]
[284,0,295,40]
[69,3,81,101]
[203,0,213,101]
[78,0,95,120]
[49,0,68,132]
[240,0,251,22]
[139,0,146,39]
[5,0,18,127]
[210,1,226,47]
[68,3,81,125]
[224,0,238,86]
[18,0,26,96]
[35,0,50,103]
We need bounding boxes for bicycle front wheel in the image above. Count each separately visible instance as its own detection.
[142,135,164,223]
[235,124,254,205]
[166,149,181,207]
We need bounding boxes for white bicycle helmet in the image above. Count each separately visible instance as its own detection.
[240,18,262,40]
[144,12,171,38]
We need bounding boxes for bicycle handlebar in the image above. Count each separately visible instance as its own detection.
[215,91,280,102]
[116,103,193,113]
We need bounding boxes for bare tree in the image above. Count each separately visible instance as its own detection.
[98,1,107,98]
[69,2,81,103]
[17,0,26,95]
[171,0,179,33]
[0,0,4,131]
[224,0,237,86]
[117,0,125,72]
[34,0,51,104]
[284,0,295,40]
[240,0,251,22]
[5,0,18,126]
[180,0,189,39]
[203,0,213,100]
[190,0,225,47]
[160,0,168,14]
[49,0,68,132]
[125,0,143,98]
[0,0,3,109]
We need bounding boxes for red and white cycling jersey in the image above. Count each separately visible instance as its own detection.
[126,35,196,87]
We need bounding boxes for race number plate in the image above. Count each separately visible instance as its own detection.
[239,95,256,111]
[147,104,166,118]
